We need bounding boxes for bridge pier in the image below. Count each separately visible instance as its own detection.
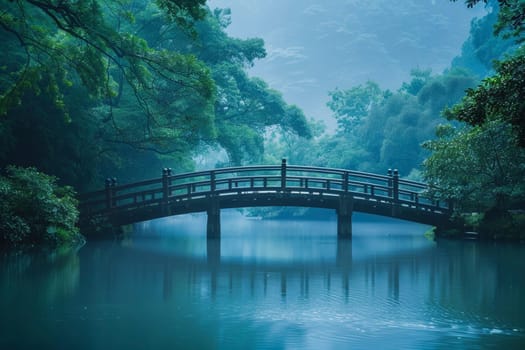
[337,195,353,239]
[207,197,221,239]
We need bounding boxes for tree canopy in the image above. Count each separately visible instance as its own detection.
[423,121,525,213]
[263,65,480,178]
[0,1,311,189]
[0,0,214,116]
[451,0,525,41]
[417,1,525,237]
[445,48,525,145]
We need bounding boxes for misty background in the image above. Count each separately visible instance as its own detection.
[208,0,487,128]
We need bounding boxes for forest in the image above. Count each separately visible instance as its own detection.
[1,0,524,246]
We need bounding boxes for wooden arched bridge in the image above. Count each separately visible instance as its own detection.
[79,160,453,239]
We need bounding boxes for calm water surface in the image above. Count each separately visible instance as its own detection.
[1,212,524,350]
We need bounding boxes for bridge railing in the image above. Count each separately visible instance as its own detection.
[79,161,451,218]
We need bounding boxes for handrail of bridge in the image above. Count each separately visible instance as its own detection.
[79,161,451,218]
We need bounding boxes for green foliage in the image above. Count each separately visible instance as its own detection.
[423,120,525,213]
[463,212,485,229]
[445,48,525,145]
[171,9,311,166]
[0,0,311,187]
[400,68,432,95]
[0,62,100,190]
[0,0,216,169]
[326,69,477,175]
[452,4,516,77]
[0,166,81,246]
[211,62,311,165]
[328,81,386,135]
[417,2,525,238]
[155,0,207,31]
[451,0,525,42]
[265,67,478,177]
[263,118,326,166]
[193,9,266,66]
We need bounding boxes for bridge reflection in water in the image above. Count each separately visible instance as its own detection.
[116,236,400,302]
[120,213,436,303]
[3,215,524,350]
[80,160,453,239]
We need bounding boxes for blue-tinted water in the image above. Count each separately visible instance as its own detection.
[1,211,524,349]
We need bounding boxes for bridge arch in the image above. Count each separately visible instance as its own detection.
[79,160,452,239]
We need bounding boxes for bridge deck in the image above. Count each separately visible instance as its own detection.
[79,161,452,238]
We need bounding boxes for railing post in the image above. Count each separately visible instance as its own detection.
[393,169,399,202]
[207,172,219,238]
[281,158,287,191]
[343,171,349,192]
[112,178,117,207]
[387,169,393,198]
[105,177,117,209]
[210,171,216,193]
[162,168,171,205]
[105,178,113,209]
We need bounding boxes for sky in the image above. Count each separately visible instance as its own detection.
[207,0,487,128]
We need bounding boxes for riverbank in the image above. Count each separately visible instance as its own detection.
[433,211,525,242]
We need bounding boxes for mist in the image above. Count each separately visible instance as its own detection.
[209,0,487,127]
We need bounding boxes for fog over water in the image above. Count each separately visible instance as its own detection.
[208,0,487,127]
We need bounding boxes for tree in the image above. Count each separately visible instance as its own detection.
[451,0,525,42]
[0,0,215,155]
[263,117,332,166]
[0,166,81,246]
[423,121,525,213]
[416,1,525,238]
[213,68,311,165]
[1,2,311,188]
[327,81,386,135]
[444,47,525,145]
[190,9,311,165]
[353,69,477,175]
[451,3,516,77]
[400,68,432,95]
[0,76,100,189]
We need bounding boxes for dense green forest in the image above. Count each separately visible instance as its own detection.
[1,0,524,245]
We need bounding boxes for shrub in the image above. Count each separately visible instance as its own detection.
[0,166,82,246]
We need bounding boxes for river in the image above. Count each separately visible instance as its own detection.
[1,211,524,349]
